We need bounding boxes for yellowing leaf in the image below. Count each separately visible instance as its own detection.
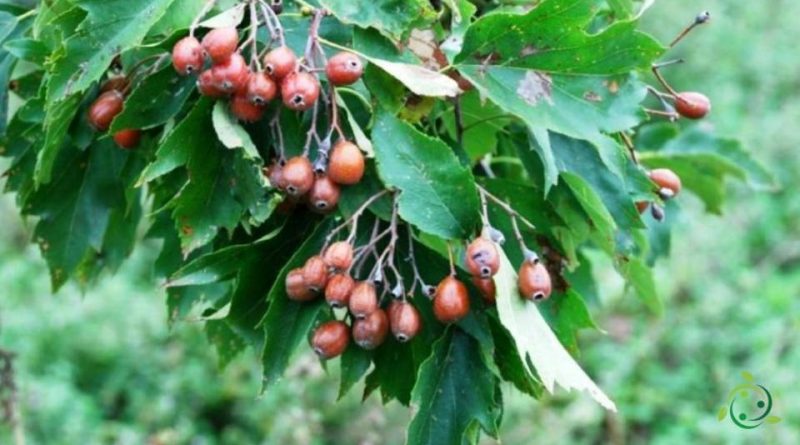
[367,57,460,97]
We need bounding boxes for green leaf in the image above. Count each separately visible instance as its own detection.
[407,329,501,445]
[206,318,248,369]
[3,37,47,64]
[371,111,480,239]
[319,0,436,41]
[46,0,177,101]
[617,257,661,314]
[538,289,598,355]
[364,336,417,405]
[211,100,260,160]
[489,317,543,397]
[35,94,81,185]
[338,346,372,400]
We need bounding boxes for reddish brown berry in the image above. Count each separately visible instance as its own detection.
[197,69,226,97]
[286,268,315,301]
[674,91,710,119]
[324,274,354,308]
[281,72,320,111]
[311,320,349,359]
[327,140,365,185]
[325,52,364,86]
[308,175,340,213]
[266,160,287,191]
[172,36,205,75]
[263,46,297,80]
[281,156,315,197]
[229,94,264,122]
[88,90,124,131]
[465,237,500,278]
[323,241,354,272]
[302,255,329,292]
[518,261,552,301]
[348,281,378,319]
[433,276,470,324]
[649,168,682,199]
[100,76,129,93]
[353,309,389,350]
[636,201,649,214]
[212,52,250,94]
[201,27,239,64]
[472,277,496,304]
[388,300,422,342]
[113,129,141,149]
[246,72,277,105]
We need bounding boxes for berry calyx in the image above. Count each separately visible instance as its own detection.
[323,241,354,272]
[286,268,315,301]
[281,156,315,196]
[88,90,124,131]
[172,36,205,75]
[388,300,422,342]
[212,52,250,94]
[649,168,682,199]
[308,175,341,213]
[302,255,329,293]
[433,276,470,324]
[674,91,711,119]
[201,27,239,64]
[113,129,141,149]
[518,260,552,301]
[472,277,496,304]
[353,309,389,350]
[263,46,297,81]
[324,274,354,308]
[327,140,365,185]
[197,69,226,98]
[281,72,320,111]
[246,72,277,105]
[348,281,378,319]
[229,94,264,122]
[325,52,364,86]
[311,320,349,359]
[465,237,500,278]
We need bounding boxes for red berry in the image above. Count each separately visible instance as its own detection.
[100,76,129,93]
[327,140,365,185]
[649,168,682,199]
[197,69,226,98]
[229,94,264,122]
[88,90,124,131]
[433,276,470,323]
[113,129,141,149]
[388,300,422,342]
[201,27,239,64]
[281,72,320,111]
[246,72,277,105]
[302,255,329,293]
[348,281,378,319]
[518,261,552,301]
[472,277,496,304]
[636,201,650,214]
[674,91,710,119]
[308,175,340,213]
[281,156,315,197]
[266,160,288,191]
[212,52,250,94]
[323,241,354,272]
[286,268,315,301]
[311,320,349,359]
[263,46,297,80]
[324,274,355,308]
[325,52,364,86]
[465,237,500,278]
[172,36,205,75]
[352,309,389,350]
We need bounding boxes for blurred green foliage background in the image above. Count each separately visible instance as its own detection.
[1,1,798,444]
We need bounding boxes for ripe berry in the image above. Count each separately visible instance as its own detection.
[281,72,320,111]
[674,91,710,119]
[649,168,682,199]
[348,281,378,319]
[353,309,389,350]
[327,140,365,185]
[636,201,649,214]
[229,94,264,122]
[433,276,470,324]
[465,237,500,278]
[113,129,141,149]
[100,76,129,93]
[518,260,552,301]
[325,52,364,86]
[263,46,297,80]
[212,52,250,94]
[388,300,422,342]
[472,277,496,304]
[324,274,354,308]
[197,69,226,98]
[323,241,354,272]
[311,320,349,359]
[266,160,287,191]
[281,156,315,196]
[302,255,329,293]
[246,72,277,105]
[88,90,124,131]
[172,36,205,75]
[286,268,315,301]
[308,175,340,213]
[201,27,239,64]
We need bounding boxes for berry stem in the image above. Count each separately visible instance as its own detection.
[405,228,427,299]
[447,242,456,276]
[326,189,392,248]
[269,110,286,161]
[190,0,218,38]
[651,65,678,97]
[259,0,286,47]
[669,11,711,48]
[477,186,537,232]
[619,132,639,165]
[248,1,263,71]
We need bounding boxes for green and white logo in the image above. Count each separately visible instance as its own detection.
[718,371,781,429]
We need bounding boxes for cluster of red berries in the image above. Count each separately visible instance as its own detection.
[288,240,423,359]
[87,76,142,149]
[171,26,363,122]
